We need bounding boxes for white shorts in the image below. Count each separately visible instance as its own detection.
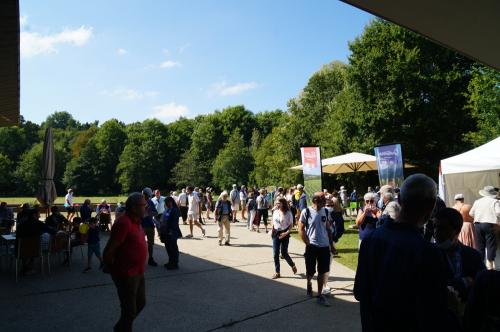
[188,213,199,222]
[231,203,239,211]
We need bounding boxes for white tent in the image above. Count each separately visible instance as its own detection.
[439,136,500,206]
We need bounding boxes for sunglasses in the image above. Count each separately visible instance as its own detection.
[365,200,374,203]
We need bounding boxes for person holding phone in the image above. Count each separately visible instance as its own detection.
[355,192,380,248]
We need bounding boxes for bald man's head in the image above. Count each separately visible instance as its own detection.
[399,174,437,226]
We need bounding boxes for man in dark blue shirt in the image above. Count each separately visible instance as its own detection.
[354,174,456,332]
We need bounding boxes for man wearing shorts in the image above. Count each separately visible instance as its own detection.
[299,192,333,307]
[186,186,205,238]
[64,188,76,222]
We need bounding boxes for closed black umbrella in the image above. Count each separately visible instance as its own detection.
[37,127,57,210]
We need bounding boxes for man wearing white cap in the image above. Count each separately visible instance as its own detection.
[215,191,232,246]
[470,186,500,269]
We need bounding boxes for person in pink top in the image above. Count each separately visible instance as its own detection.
[452,193,476,248]
[103,192,148,332]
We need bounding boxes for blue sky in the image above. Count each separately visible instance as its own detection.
[20,0,373,124]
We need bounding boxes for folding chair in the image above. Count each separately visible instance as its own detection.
[48,232,70,273]
[16,236,43,282]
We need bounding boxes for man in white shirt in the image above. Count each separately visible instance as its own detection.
[178,189,189,225]
[64,188,76,222]
[186,186,205,238]
[230,184,240,223]
[470,186,500,270]
[151,189,166,227]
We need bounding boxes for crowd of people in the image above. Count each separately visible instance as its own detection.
[354,177,500,332]
[3,175,499,332]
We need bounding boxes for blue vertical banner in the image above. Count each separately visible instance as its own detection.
[301,146,322,205]
[374,144,404,188]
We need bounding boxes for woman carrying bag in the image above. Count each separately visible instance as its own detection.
[271,198,298,279]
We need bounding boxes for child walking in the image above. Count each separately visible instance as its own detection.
[83,218,103,272]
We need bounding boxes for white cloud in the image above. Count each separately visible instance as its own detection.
[210,81,258,96]
[160,60,181,69]
[151,103,189,121]
[21,25,93,58]
[101,88,159,101]
[117,48,127,55]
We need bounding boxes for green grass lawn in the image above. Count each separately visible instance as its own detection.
[0,196,128,205]
[291,217,359,271]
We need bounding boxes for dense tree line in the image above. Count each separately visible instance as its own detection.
[1,19,498,196]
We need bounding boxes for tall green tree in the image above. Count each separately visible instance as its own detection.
[0,154,14,193]
[253,127,301,187]
[13,144,42,195]
[346,19,475,174]
[63,139,101,195]
[94,119,127,192]
[464,65,500,146]
[211,130,253,190]
[42,111,80,130]
[117,119,169,192]
[0,127,30,163]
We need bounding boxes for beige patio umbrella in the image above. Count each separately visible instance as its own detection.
[37,127,57,211]
[290,152,415,174]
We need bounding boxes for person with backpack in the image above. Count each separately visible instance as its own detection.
[299,192,334,307]
[255,189,269,233]
[214,191,232,246]
[246,191,257,230]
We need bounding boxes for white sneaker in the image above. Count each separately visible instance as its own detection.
[322,288,332,296]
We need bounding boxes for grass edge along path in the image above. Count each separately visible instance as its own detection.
[291,218,359,271]
[0,196,128,205]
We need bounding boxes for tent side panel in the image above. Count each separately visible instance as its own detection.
[443,170,500,207]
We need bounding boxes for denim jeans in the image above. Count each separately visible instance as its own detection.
[272,235,295,273]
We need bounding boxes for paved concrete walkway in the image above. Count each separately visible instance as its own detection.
[0,220,360,331]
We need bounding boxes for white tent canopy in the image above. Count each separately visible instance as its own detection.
[291,152,414,174]
[439,137,500,206]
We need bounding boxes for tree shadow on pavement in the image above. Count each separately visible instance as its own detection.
[0,239,361,332]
